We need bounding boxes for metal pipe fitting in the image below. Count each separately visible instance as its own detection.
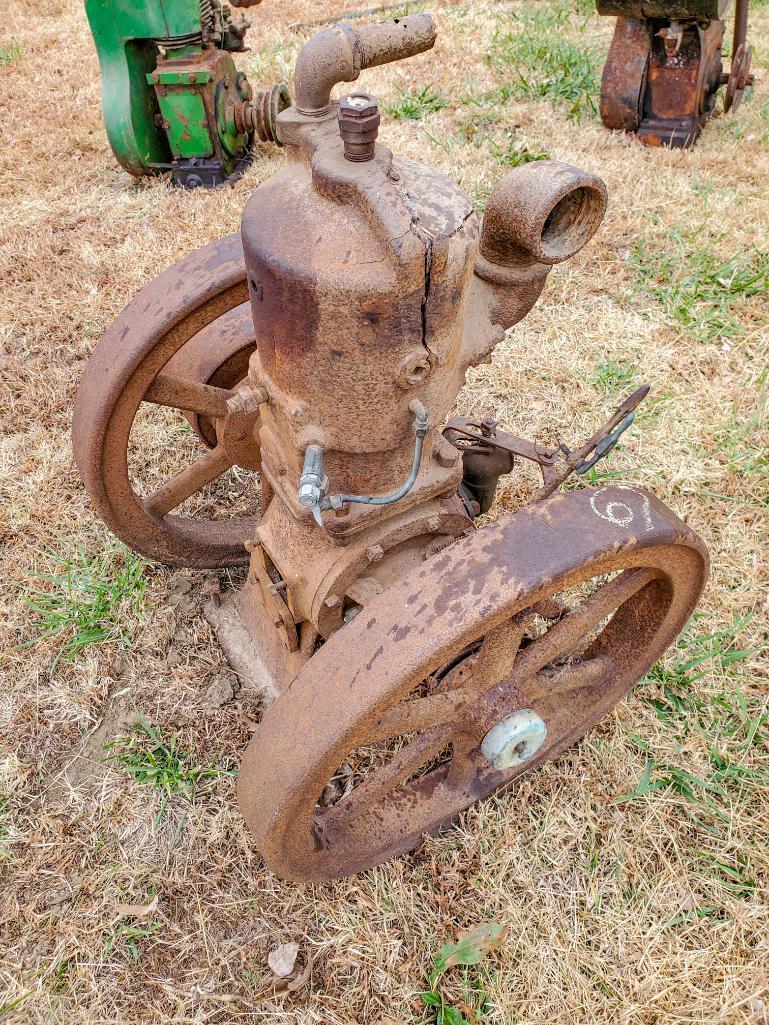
[338,92,380,161]
[477,162,608,271]
[325,401,429,510]
[298,445,329,525]
[297,401,429,521]
[293,14,436,116]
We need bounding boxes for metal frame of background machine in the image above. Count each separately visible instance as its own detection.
[85,0,290,186]
[73,14,709,881]
[597,0,753,147]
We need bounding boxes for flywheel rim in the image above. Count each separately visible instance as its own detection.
[238,486,708,881]
[72,234,261,568]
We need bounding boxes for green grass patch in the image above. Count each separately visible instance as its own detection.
[421,923,503,1024]
[0,40,22,65]
[486,6,600,121]
[0,991,31,1017]
[103,921,162,963]
[700,853,757,899]
[22,541,146,666]
[631,231,769,345]
[105,715,229,810]
[386,85,448,121]
[619,614,769,818]
[644,613,768,722]
[455,116,550,168]
[490,133,549,168]
[710,368,768,483]
[0,793,12,861]
[592,358,640,393]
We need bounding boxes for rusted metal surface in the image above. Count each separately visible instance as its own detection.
[73,13,710,881]
[292,14,436,114]
[239,485,709,881]
[477,162,607,269]
[444,386,650,513]
[235,84,291,143]
[597,1,728,15]
[443,417,556,514]
[600,17,652,131]
[723,0,753,112]
[72,234,258,568]
[165,302,255,446]
[724,41,753,112]
[598,1,752,148]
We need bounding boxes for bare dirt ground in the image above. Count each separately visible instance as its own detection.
[1,0,768,1022]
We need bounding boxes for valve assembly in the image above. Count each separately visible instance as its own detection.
[73,14,709,881]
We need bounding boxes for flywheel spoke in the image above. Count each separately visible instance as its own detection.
[445,731,479,786]
[512,567,658,680]
[369,688,471,742]
[469,614,528,691]
[144,444,234,517]
[323,728,451,825]
[526,653,613,702]
[144,373,235,418]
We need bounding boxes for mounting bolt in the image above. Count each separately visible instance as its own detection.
[434,436,460,468]
[338,93,380,162]
[480,709,547,771]
[366,544,385,564]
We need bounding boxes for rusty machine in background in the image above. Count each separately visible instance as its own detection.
[597,0,753,147]
[85,0,290,186]
[73,15,709,881]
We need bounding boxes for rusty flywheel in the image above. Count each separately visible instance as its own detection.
[72,235,260,568]
[238,485,708,881]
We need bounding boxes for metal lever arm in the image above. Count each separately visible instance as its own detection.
[535,385,650,500]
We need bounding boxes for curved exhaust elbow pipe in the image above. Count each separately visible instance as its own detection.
[294,14,436,116]
[461,163,608,358]
[478,162,608,272]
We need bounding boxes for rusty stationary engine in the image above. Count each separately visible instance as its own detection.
[598,0,753,147]
[73,14,709,881]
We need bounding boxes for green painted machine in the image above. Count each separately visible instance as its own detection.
[85,0,290,187]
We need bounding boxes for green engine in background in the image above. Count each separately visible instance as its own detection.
[85,0,289,187]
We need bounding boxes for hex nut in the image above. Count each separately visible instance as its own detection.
[434,437,460,468]
[338,93,381,162]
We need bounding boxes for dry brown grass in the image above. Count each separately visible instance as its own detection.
[1,0,768,1021]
